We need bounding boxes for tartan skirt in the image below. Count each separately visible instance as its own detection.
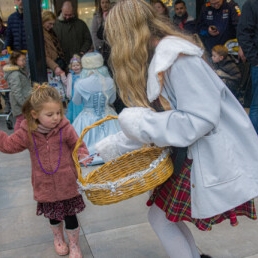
[147,158,257,231]
[36,195,85,221]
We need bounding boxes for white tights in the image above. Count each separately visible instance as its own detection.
[148,204,201,258]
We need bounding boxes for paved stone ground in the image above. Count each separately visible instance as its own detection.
[1,112,258,258]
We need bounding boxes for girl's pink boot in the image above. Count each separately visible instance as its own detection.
[65,227,82,258]
[50,221,69,256]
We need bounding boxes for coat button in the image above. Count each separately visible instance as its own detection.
[192,184,195,188]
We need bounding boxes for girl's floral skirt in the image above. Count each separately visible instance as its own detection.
[147,158,257,231]
[36,195,85,221]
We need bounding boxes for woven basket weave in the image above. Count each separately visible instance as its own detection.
[73,115,174,205]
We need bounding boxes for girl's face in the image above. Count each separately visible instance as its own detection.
[154,2,165,15]
[31,101,62,129]
[43,19,55,31]
[16,54,26,68]
[211,51,223,63]
[71,62,82,74]
[101,0,110,12]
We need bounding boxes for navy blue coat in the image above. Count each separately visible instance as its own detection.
[198,0,241,53]
[4,10,27,51]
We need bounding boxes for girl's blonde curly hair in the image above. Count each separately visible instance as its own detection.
[22,83,64,137]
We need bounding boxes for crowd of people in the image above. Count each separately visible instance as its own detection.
[0,0,258,257]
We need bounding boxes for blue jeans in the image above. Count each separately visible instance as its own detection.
[250,66,258,134]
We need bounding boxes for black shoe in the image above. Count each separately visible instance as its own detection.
[201,255,212,258]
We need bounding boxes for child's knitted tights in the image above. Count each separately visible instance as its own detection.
[148,204,200,258]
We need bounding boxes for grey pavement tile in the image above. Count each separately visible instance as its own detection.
[0,204,51,252]
[86,222,168,258]
[78,193,150,235]
[0,178,34,210]
[0,235,93,258]
[187,207,258,258]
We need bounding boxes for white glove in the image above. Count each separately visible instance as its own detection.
[118,107,152,143]
[95,131,143,162]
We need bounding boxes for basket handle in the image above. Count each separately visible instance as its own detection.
[72,115,118,183]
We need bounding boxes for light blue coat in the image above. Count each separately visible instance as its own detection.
[117,37,258,218]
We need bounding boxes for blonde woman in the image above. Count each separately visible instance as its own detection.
[95,0,258,257]
[42,11,67,76]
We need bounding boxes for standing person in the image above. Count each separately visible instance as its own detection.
[72,52,121,165]
[91,0,110,52]
[0,17,6,53]
[53,1,93,64]
[0,16,11,114]
[1,0,26,55]
[153,0,170,18]
[0,83,92,258]
[61,54,84,124]
[42,11,67,76]
[96,0,258,257]
[197,0,241,54]
[237,0,258,134]
[211,44,241,98]
[172,0,196,33]
[3,50,31,131]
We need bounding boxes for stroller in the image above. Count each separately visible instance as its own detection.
[224,38,252,108]
[0,48,13,130]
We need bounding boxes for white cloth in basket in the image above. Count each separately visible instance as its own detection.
[95,130,143,162]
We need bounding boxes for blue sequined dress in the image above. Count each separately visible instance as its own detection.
[72,73,120,165]
[66,72,83,123]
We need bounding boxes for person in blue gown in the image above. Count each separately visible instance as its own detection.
[72,52,120,165]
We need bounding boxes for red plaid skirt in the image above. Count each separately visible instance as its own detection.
[36,195,85,221]
[147,158,257,231]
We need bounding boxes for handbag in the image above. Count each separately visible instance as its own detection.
[97,23,104,40]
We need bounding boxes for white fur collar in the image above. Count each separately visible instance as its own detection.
[147,36,204,102]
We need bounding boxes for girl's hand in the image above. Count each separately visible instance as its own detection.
[78,154,94,167]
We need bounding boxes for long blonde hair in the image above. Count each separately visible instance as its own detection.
[105,0,201,108]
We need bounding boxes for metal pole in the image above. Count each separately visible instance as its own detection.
[23,0,48,83]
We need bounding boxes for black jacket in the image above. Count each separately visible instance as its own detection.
[213,56,241,93]
[4,10,27,51]
[237,0,258,66]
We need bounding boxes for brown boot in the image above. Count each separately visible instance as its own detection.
[65,227,82,258]
[50,221,69,256]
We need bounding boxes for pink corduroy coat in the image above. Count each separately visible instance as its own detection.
[0,117,87,203]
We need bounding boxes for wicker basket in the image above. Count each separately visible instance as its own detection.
[73,115,174,205]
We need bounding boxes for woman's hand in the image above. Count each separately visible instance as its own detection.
[54,66,64,76]
[208,25,219,36]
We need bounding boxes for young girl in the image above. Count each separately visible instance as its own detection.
[61,54,83,123]
[95,0,258,257]
[0,83,92,258]
[72,52,121,165]
[3,50,31,131]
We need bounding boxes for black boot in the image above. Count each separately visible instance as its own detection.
[201,255,212,258]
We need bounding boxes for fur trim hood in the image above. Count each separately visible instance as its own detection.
[147,36,204,102]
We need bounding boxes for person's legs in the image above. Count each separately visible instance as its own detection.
[49,219,69,255]
[64,215,82,258]
[148,204,200,258]
[249,66,258,134]
[177,221,201,258]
